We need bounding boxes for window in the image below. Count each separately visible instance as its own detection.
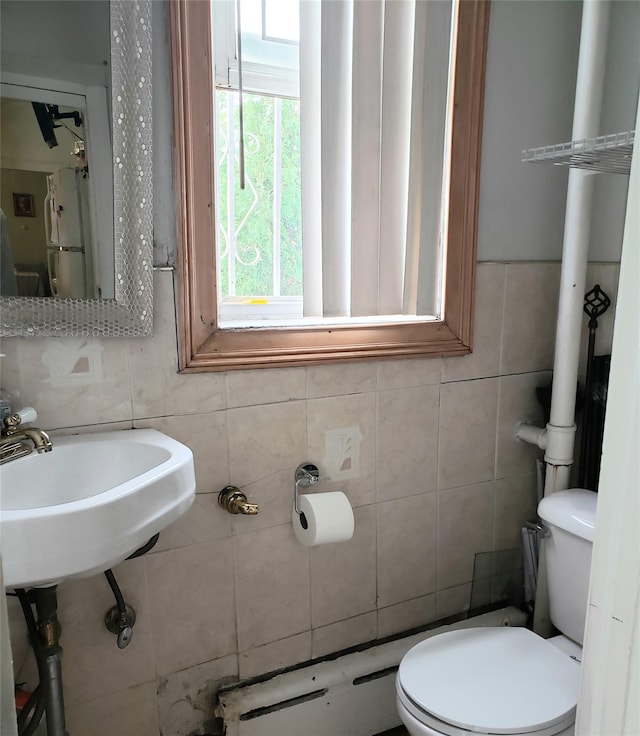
[213,0,303,325]
[171,0,490,371]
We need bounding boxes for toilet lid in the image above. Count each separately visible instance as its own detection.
[398,627,580,735]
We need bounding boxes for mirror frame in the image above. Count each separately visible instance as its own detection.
[0,0,153,337]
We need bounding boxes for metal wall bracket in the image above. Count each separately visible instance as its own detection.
[294,463,319,515]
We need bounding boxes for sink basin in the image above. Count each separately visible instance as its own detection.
[1,428,195,588]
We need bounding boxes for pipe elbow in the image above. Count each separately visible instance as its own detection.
[514,422,547,450]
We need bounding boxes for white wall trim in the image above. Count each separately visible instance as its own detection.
[577,95,640,735]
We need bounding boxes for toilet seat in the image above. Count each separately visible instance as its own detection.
[397,627,580,736]
[396,685,574,736]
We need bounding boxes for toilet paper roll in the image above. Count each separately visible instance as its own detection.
[292,492,355,547]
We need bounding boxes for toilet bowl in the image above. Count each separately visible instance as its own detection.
[396,490,597,736]
[396,627,581,736]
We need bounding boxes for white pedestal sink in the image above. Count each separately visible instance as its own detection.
[0,428,196,588]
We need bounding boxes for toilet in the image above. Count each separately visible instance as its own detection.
[396,488,597,736]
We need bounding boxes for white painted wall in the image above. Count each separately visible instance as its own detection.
[478,0,580,262]
[3,0,637,267]
[0,1,109,81]
[590,0,640,261]
[577,92,640,736]
[478,0,640,263]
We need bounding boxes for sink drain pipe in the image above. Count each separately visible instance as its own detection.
[15,586,68,736]
[11,535,161,735]
[34,588,67,736]
[15,589,47,736]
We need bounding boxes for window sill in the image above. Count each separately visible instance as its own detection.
[179,318,470,372]
[219,295,440,330]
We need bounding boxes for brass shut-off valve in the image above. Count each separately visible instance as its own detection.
[218,486,260,515]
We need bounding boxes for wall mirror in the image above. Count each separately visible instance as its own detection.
[0,0,153,337]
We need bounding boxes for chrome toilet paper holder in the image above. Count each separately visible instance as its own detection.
[294,463,319,516]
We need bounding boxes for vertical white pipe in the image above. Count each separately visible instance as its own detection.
[534,0,611,640]
[544,0,611,496]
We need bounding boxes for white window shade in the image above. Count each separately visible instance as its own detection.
[300,0,453,321]
[376,0,415,317]
[412,0,456,318]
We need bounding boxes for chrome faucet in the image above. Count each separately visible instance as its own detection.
[0,407,53,464]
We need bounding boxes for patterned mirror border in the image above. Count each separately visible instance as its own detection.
[0,0,153,337]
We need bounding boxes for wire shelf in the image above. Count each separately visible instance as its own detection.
[522,130,635,175]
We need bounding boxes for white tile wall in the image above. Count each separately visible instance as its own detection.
[437,482,494,590]
[239,632,311,679]
[438,378,499,490]
[500,263,561,375]
[377,493,437,607]
[1,262,619,735]
[66,682,159,736]
[312,612,377,658]
[146,539,236,675]
[234,523,311,650]
[377,595,437,639]
[376,385,440,501]
[310,506,377,627]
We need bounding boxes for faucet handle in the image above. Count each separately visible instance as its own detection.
[4,406,37,432]
[16,407,37,424]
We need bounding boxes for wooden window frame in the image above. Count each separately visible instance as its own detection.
[170,0,490,372]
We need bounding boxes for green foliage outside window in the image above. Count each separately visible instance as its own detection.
[216,90,303,298]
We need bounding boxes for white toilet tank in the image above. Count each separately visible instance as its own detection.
[538,488,597,645]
